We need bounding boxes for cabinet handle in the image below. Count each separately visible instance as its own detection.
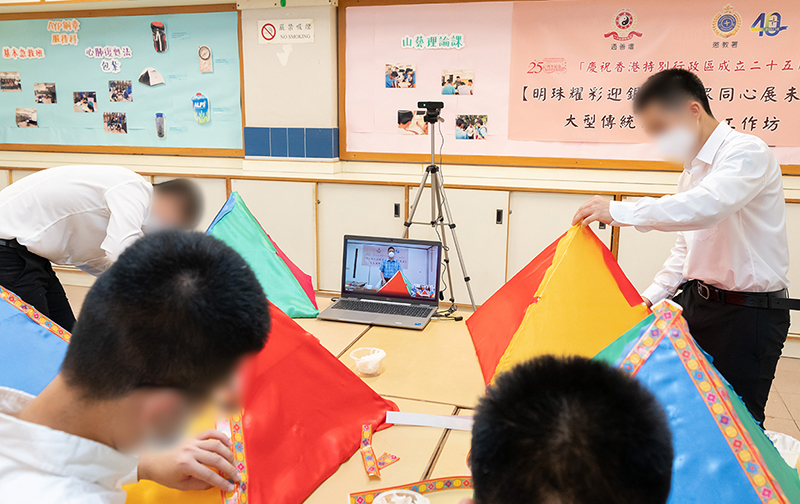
[394,203,401,218]
[496,209,504,224]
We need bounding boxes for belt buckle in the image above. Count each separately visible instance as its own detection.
[698,282,710,300]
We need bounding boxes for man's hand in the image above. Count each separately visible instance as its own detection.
[138,429,240,492]
[572,196,613,227]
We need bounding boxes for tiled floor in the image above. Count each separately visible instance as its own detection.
[63,284,800,439]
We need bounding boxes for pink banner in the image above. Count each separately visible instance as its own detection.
[509,1,800,145]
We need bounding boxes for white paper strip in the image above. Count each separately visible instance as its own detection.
[386,411,474,431]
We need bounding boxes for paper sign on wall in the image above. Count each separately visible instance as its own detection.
[258,18,314,44]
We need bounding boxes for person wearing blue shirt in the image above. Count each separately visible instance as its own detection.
[476,118,487,139]
[455,118,469,139]
[442,78,456,95]
[379,247,402,285]
[404,68,416,88]
[385,71,399,88]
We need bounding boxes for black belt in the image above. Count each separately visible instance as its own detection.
[0,239,25,250]
[696,280,800,310]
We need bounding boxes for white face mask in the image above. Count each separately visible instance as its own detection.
[654,119,699,163]
[388,252,395,258]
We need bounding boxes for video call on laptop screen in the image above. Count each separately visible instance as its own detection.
[343,238,440,301]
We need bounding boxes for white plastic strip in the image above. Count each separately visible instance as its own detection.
[386,411,474,431]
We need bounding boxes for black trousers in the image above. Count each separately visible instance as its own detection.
[673,280,789,426]
[0,243,76,331]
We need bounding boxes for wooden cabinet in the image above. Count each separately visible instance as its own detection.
[317,183,406,292]
[407,187,509,306]
[507,191,612,280]
[231,179,318,288]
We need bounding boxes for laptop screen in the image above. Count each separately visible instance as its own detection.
[341,236,441,303]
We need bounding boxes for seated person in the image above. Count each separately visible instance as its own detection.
[0,231,271,503]
[464,356,673,504]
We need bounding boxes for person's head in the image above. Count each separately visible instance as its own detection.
[447,78,453,84]
[633,69,715,162]
[387,246,396,258]
[456,118,464,129]
[469,79,473,85]
[390,71,398,78]
[60,231,270,452]
[467,356,673,504]
[149,178,204,231]
[398,111,413,129]
[476,118,484,126]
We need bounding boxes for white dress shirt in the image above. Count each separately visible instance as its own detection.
[610,122,790,304]
[0,387,138,504]
[0,165,152,276]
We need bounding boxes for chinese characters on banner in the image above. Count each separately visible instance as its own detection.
[401,33,465,50]
[48,19,80,46]
[84,45,133,74]
[2,46,45,59]
[508,0,800,146]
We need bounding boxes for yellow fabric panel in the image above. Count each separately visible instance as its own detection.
[494,226,649,378]
[124,406,222,504]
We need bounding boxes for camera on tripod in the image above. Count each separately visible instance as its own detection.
[418,101,444,124]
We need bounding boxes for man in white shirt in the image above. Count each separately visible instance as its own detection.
[0,231,271,503]
[573,69,791,426]
[0,165,202,331]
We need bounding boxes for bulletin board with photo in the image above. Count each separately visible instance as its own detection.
[340,0,800,172]
[0,5,243,156]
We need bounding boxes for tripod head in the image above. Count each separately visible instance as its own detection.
[418,101,444,124]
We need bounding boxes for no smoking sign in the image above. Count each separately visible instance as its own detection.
[261,23,276,41]
[258,19,315,44]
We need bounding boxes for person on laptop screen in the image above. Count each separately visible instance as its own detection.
[379,247,403,286]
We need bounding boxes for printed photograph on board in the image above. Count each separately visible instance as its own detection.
[455,114,488,140]
[34,83,57,104]
[74,92,97,112]
[16,108,37,128]
[104,112,127,133]
[441,70,474,95]
[385,64,416,88]
[1,72,21,92]
[397,109,429,135]
[109,80,133,102]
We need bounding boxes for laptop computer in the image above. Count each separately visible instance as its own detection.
[318,235,442,330]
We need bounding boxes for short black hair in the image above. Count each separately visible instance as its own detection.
[471,356,673,504]
[390,71,398,77]
[387,246,396,252]
[634,68,713,117]
[153,178,204,229]
[62,231,270,400]
[398,111,413,125]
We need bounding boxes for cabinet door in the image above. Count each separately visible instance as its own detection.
[507,192,612,280]
[317,183,406,292]
[153,176,228,232]
[231,179,318,288]
[408,187,509,306]
[616,196,680,293]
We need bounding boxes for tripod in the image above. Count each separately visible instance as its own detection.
[403,113,477,311]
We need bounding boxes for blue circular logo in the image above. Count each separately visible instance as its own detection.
[717,13,737,32]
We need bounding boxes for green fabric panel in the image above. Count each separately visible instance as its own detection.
[593,314,655,365]
[208,193,319,318]
[725,381,800,500]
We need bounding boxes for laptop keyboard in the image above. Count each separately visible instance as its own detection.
[332,299,433,318]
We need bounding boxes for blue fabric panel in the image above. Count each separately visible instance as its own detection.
[305,128,333,158]
[269,128,288,157]
[287,128,306,158]
[637,338,762,504]
[206,192,237,233]
[0,297,68,396]
[243,127,271,157]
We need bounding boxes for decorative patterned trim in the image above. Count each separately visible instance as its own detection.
[0,285,70,342]
[668,317,789,504]
[360,423,399,477]
[217,413,249,504]
[618,301,680,377]
[619,301,789,504]
[350,476,473,504]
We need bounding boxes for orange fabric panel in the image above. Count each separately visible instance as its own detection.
[466,232,563,384]
[377,271,412,297]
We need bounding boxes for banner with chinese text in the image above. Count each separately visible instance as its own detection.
[508,0,800,145]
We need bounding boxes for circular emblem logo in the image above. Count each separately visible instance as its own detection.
[717,13,737,33]
[712,4,742,39]
[615,10,636,31]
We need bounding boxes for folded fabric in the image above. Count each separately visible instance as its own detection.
[207,192,318,318]
[378,270,414,297]
[0,286,70,396]
[467,225,649,384]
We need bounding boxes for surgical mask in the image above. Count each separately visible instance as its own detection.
[654,119,699,163]
[388,252,395,258]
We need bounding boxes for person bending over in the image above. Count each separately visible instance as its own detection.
[0,165,203,331]
[0,231,270,504]
[463,356,673,504]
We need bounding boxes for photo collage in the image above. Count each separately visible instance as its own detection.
[386,64,486,140]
